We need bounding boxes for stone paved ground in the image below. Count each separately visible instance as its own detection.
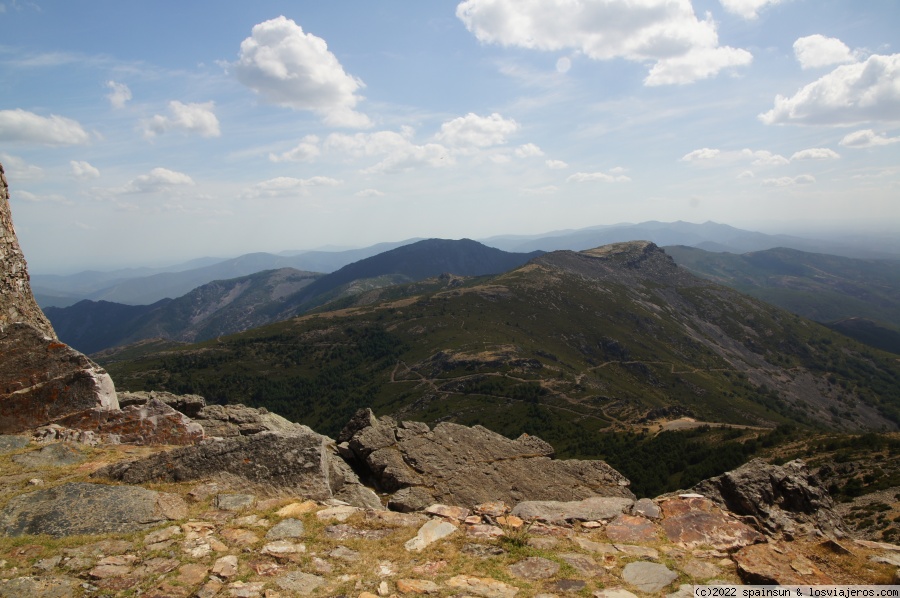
[0,439,898,597]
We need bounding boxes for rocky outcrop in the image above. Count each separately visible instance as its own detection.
[0,323,118,434]
[338,409,633,510]
[192,403,299,438]
[95,425,381,509]
[118,390,206,417]
[691,458,845,538]
[0,482,186,537]
[1,161,123,435]
[0,162,53,338]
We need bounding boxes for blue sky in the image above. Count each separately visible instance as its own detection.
[1,0,898,272]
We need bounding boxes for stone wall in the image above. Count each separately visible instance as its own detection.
[0,162,55,338]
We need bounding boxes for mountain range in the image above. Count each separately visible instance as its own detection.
[47,239,541,354]
[102,241,900,453]
[33,220,900,308]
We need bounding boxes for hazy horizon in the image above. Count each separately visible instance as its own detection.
[3,2,898,273]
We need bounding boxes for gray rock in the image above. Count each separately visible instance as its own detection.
[95,428,381,509]
[405,519,458,551]
[266,518,305,540]
[194,404,298,438]
[117,391,206,417]
[341,409,633,508]
[508,556,560,580]
[622,562,678,593]
[632,498,661,519]
[0,435,29,453]
[512,496,634,523]
[12,443,86,469]
[275,571,325,594]
[0,482,185,537]
[692,458,845,537]
[216,493,256,511]
[0,576,78,598]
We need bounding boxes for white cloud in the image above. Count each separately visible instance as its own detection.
[737,170,755,180]
[243,176,341,199]
[142,101,221,138]
[436,113,519,147]
[0,153,43,181]
[761,174,816,187]
[790,148,839,160]
[15,190,72,204]
[745,149,789,166]
[839,129,900,148]
[269,135,321,162]
[0,109,90,145]
[326,130,452,174]
[681,148,721,162]
[515,143,543,158]
[70,160,100,180]
[456,0,752,85]
[124,168,195,193]
[106,80,132,109]
[760,54,900,126]
[793,35,856,70]
[719,0,786,20]
[556,56,572,74]
[567,168,631,183]
[546,159,568,169]
[681,147,788,166]
[232,16,370,128]
[355,188,385,198]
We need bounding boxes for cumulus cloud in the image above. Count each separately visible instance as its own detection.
[681,147,789,166]
[326,130,452,174]
[515,143,544,158]
[546,159,568,169]
[232,16,370,128]
[70,160,100,180]
[243,176,341,199]
[0,153,42,181]
[0,109,90,145]
[790,148,839,160]
[456,0,752,85]
[760,54,900,126]
[839,129,900,148]
[355,188,385,198]
[761,174,816,187]
[123,168,195,194]
[269,135,321,162]
[106,80,132,109]
[523,185,560,194]
[436,113,519,147]
[567,167,631,183]
[719,0,786,20]
[143,101,221,138]
[793,35,857,70]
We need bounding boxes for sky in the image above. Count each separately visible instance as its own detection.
[1,0,898,273]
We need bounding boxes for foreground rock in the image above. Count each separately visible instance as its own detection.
[96,427,381,509]
[0,482,186,537]
[692,458,845,538]
[339,409,633,509]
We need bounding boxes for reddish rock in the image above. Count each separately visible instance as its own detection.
[605,514,659,543]
[52,398,203,445]
[733,542,833,585]
[661,497,764,551]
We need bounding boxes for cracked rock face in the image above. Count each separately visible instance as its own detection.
[1,161,123,434]
[339,408,634,509]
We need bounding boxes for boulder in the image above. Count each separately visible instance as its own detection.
[50,398,204,445]
[192,403,298,438]
[340,409,633,508]
[0,482,186,537]
[117,391,206,417]
[691,458,845,538]
[511,496,634,524]
[95,426,381,509]
[0,324,119,434]
[733,542,833,585]
[660,496,765,551]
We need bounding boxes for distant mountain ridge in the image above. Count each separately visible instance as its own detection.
[45,239,542,353]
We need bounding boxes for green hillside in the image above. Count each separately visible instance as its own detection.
[104,243,900,453]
